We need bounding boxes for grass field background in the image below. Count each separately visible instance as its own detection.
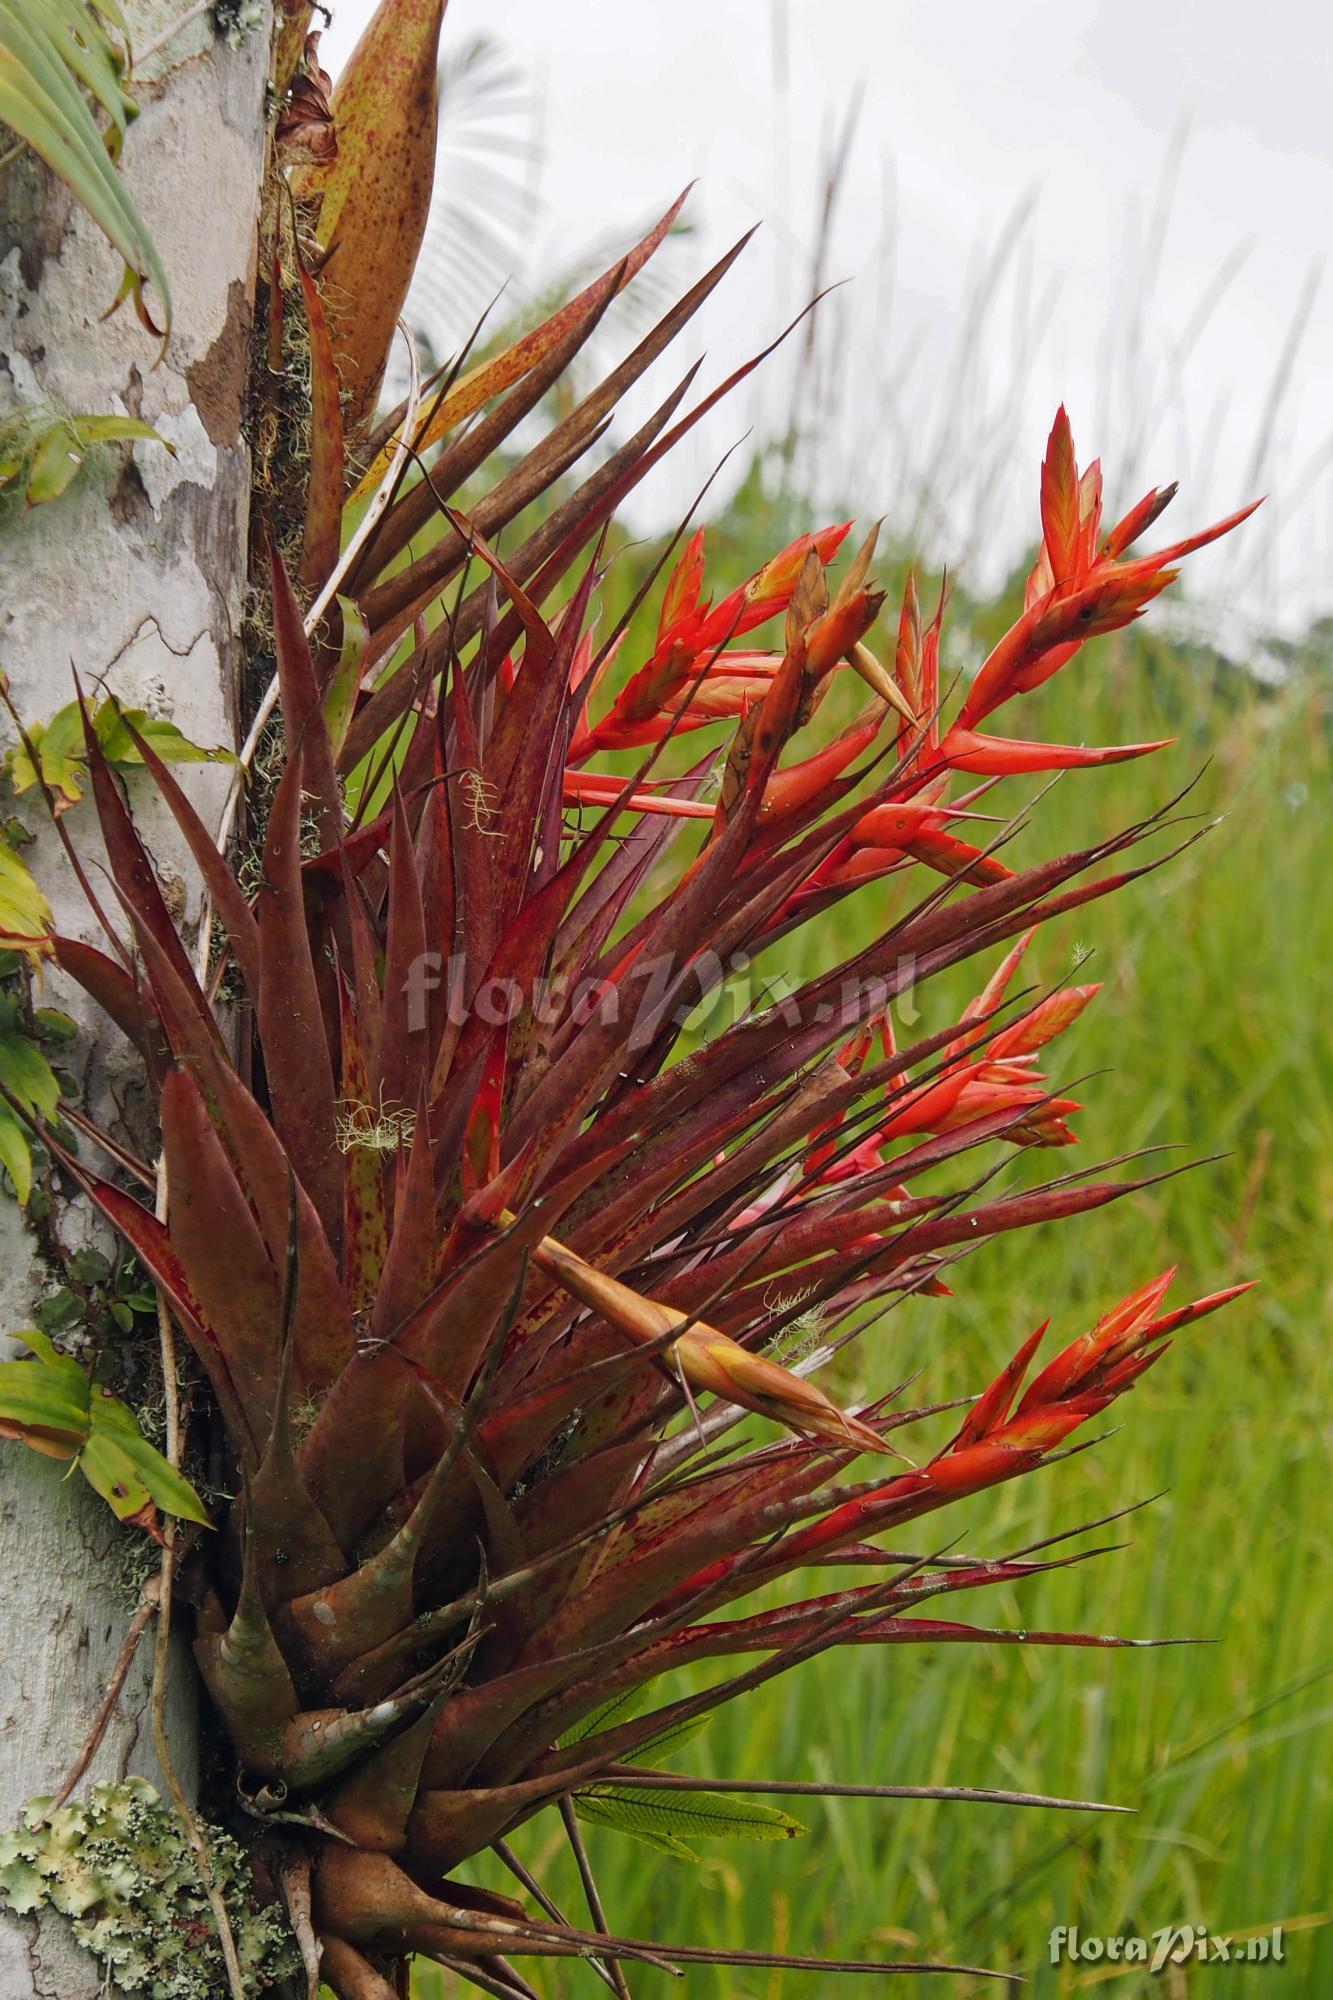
[409,496,1332,1997]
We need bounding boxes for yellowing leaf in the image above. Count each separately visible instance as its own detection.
[298,0,447,429]
[0,838,52,959]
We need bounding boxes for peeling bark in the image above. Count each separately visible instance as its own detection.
[0,9,269,1994]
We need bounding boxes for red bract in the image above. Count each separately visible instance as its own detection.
[954,406,1261,733]
[570,522,853,754]
[21,111,1260,1991]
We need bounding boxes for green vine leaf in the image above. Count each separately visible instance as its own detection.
[0,831,52,961]
[94,703,234,772]
[0,405,171,506]
[559,1687,709,1761]
[4,694,235,811]
[558,1686,650,1746]
[0,1328,210,1532]
[0,989,60,1202]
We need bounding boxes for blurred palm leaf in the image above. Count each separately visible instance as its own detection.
[401,33,691,430]
[0,0,170,335]
[405,33,540,368]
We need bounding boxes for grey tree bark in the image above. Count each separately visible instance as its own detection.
[0,7,269,1993]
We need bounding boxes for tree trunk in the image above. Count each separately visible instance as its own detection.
[0,9,269,1994]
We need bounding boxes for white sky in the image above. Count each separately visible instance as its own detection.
[322,0,1333,641]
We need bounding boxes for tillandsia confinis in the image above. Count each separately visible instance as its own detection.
[0,0,1260,1990]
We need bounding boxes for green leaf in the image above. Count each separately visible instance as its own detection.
[94,705,236,770]
[0,408,170,506]
[558,1686,648,1748]
[5,695,233,810]
[33,1007,78,1043]
[0,0,171,335]
[0,836,52,957]
[0,1022,61,1205]
[0,1326,86,1453]
[559,1688,709,1762]
[323,597,369,759]
[0,1330,209,1526]
[82,1387,210,1525]
[635,1712,711,1762]
[3,700,88,804]
[0,1100,33,1203]
[564,1698,797,1854]
[573,1798,696,1860]
[34,1288,85,1332]
[25,421,84,503]
[574,1785,806,1858]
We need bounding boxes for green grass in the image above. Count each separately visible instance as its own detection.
[413,540,1333,1998]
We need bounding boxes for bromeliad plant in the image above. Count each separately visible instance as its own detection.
[1,2,1260,1992]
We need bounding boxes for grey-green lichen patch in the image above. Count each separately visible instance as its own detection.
[212,0,268,51]
[0,1779,299,1998]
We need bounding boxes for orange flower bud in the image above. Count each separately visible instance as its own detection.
[528,1231,888,1455]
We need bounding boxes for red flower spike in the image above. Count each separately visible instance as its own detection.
[657,527,707,642]
[988,983,1100,1060]
[561,771,714,820]
[959,409,1257,734]
[894,571,922,719]
[734,522,852,635]
[1013,1269,1177,1417]
[1039,405,1082,586]
[1133,1280,1260,1346]
[952,930,1036,1054]
[575,523,852,757]
[1102,480,1178,558]
[894,828,1013,888]
[941,725,1173,775]
[953,1322,1049,1451]
[756,701,890,829]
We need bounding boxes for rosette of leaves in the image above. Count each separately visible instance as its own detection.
[21,444,1255,1988]
[0,2,1260,1989]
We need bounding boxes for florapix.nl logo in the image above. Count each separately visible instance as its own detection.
[1049,1923,1286,1972]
